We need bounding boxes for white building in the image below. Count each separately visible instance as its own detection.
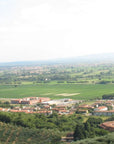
[94,106,108,111]
[93,110,114,116]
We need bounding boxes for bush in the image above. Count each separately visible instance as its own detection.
[96,80,110,84]
[102,93,114,99]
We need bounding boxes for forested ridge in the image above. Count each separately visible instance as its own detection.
[71,132,114,144]
[0,122,61,144]
[0,111,113,143]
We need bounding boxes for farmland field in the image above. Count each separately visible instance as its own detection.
[0,84,114,100]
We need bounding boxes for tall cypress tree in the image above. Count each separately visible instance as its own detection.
[73,123,85,141]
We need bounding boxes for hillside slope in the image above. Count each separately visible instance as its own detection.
[0,122,61,144]
[71,132,114,144]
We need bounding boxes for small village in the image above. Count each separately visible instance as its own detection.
[0,97,114,116]
[0,96,114,133]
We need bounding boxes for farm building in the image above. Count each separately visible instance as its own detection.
[11,97,50,105]
[94,106,108,111]
[100,121,114,131]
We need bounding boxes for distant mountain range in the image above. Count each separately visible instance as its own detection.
[69,53,114,63]
[0,53,114,66]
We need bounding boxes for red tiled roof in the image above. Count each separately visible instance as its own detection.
[59,110,68,112]
[11,99,20,101]
[97,106,107,109]
[100,121,114,131]
[95,110,114,113]
[0,108,4,111]
[36,111,52,114]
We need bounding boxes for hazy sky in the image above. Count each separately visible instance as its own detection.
[0,0,114,62]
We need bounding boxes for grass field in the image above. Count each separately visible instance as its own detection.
[0,84,114,100]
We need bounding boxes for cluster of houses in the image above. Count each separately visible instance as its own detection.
[76,100,114,116]
[0,97,114,116]
[11,97,50,105]
[93,100,114,116]
[0,97,82,115]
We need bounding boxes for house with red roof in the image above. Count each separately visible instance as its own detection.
[94,106,108,111]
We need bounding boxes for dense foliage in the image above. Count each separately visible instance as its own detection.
[102,93,114,99]
[73,117,108,141]
[0,112,83,131]
[0,112,110,143]
[71,132,114,144]
[0,101,12,108]
[0,122,61,144]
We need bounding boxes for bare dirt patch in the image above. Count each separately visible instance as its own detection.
[56,93,80,96]
[0,98,12,102]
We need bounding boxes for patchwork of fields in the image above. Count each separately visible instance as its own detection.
[0,84,114,100]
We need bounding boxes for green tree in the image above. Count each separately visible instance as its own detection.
[73,123,85,141]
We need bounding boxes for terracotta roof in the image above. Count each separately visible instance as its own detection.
[26,111,35,114]
[97,106,107,109]
[0,108,4,111]
[10,110,28,113]
[10,110,20,112]
[79,105,94,109]
[78,109,87,112]
[59,110,68,113]
[37,111,51,114]
[102,121,114,128]
[95,110,114,113]
[11,99,20,101]
[100,121,114,131]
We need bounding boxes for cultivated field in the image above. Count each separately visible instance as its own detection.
[0,84,114,100]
